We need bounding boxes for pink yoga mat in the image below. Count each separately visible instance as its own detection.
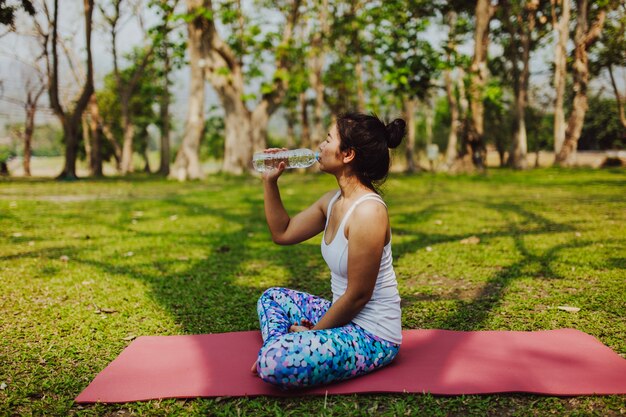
[75,329,626,403]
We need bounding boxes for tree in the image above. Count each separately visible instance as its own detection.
[308,0,330,149]
[35,0,95,180]
[82,94,103,176]
[151,0,185,176]
[465,0,497,171]
[175,0,302,178]
[97,56,164,174]
[550,0,571,155]
[592,3,626,130]
[497,0,550,169]
[100,0,176,175]
[0,60,45,176]
[555,0,607,166]
[439,3,472,169]
[578,95,625,150]
[371,0,440,172]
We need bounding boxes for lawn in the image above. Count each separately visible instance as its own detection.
[1,168,625,416]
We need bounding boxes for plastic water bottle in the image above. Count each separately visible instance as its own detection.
[252,148,319,172]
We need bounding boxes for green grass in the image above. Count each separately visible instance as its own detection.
[1,168,625,416]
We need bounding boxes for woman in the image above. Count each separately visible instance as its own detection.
[252,112,405,389]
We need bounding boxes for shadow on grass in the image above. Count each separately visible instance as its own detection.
[392,197,623,331]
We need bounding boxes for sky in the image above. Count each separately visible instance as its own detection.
[0,1,623,140]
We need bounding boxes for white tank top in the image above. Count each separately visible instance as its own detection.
[321,191,402,345]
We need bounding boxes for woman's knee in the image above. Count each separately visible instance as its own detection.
[259,286,288,301]
[257,340,291,385]
[257,338,310,388]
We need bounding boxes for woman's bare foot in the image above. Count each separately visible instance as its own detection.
[251,360,258,375]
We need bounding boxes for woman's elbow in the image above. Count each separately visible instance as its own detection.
[347,291,372,310]
[271,234,292,245]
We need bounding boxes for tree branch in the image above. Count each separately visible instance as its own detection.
[608,64,626,128]
[583,8,606,48]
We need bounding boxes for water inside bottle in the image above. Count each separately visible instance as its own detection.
[253,157,288,172]
[253,150,317,172]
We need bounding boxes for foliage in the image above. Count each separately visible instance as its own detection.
[0,144,15,162]
[525,106,554,153]
[432,95,452,150]
[483,80,512,157]
[321,0,365,114]
[209,0,302,103]
[370,0,441,100]
[200,106,226,160]
[579,95,626,150]
[97,48,166,160]
[590,3,626,75]
[0,0,34,27]
[3,123,64,157]
[1,170,625,415]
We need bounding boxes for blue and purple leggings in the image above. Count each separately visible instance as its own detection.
[255,287,400,389]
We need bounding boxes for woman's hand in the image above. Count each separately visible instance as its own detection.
[289,318,314,333]
[261,148,287,183]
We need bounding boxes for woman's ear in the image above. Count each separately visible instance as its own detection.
[342,148,355,164]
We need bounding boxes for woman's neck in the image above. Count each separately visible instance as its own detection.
[336,171,370,199]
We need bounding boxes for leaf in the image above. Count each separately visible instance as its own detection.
[557,306,581,313]
[460,236,481,245]
[122,335,137,341]
[94,305,117,314]
[216,245,230,253]
[0,382,6,390]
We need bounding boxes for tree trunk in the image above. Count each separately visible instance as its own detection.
[444,69,460,167]
[444,11,460,168]
[608,65,626,129]
[555,0,606,166]
[552,0,570,155]
[174,2,206,180]
[23,102,35,177]
[59,120,81,179]
[403,96,417,172]
[120,109,135,174]
[508,6,535,170]
[158,53,171,176]
[222,100,252,174]
[82,113,91,170]
[47,0,95,180]
[286,110,296,148]
[89,97,122,172]
[465,0,494,171]
[87,94,102,176]
[356,57,365,112]
[309,0,328,150]
[143,135,151,173]
[299,92,310,148]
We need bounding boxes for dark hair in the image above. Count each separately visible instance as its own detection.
[336,112,406,193]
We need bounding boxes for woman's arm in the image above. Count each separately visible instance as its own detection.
[262,161,335,246]
[309,201,389,330]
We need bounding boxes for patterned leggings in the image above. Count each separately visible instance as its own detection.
[255,287,400,389]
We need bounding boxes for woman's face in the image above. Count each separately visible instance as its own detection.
[318,124,344,173]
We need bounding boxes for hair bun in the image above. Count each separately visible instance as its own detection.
[385,118,406,149]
